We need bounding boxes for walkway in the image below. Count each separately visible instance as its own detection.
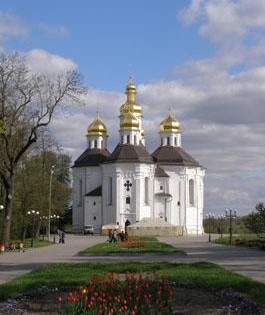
[0,234,265,285]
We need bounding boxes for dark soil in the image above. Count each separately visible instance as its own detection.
[0,284,263,315]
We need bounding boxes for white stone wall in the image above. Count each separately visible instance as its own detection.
[84,196,102,233]
[102,162,155,228]
[72,165,102,233]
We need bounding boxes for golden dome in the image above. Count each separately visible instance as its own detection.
[160,112,180,133]
[120,112,139,131]
[87,115,107,136]
[120,77,142,116]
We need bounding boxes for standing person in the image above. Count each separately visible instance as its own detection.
[57,229,62,244]
[61,230,65,244]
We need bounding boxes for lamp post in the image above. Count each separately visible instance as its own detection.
[225,209,237,245]
[27,210,40,247]
[206,213,214,242]
[48,165,55,241]
[218,215,225,238]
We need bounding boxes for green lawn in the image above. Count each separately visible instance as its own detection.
[1,262,265,305]
[214,234,265,250]
[80,238,183,254]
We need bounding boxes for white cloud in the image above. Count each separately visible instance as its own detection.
[0,12,29,41]
[26,49,77,74]
[179,0,265,45]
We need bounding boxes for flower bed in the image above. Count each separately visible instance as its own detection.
[59,272,173,314]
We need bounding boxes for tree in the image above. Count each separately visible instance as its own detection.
[245,203,265,237]
[0,52,85,245]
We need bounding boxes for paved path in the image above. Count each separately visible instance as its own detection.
[0,235,105,284]
[0,234,265,285]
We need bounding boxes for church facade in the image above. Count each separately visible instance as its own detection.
[72,79,205,235]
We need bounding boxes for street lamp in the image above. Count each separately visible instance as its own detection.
[48,165,55,241]
[206,213,215,242]
[218,215,225,238]
[225,209,237,245]
[27,210,40,247]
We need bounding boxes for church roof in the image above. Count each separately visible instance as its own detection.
[105,143,153,164]
[73,148,110,167]
[86,186,102,196]
[154,166,169,178]
[152,146,201,167]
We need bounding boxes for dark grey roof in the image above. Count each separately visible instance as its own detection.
[105,143,153,164]
[86,186,102,196]
[152,146,201,167]
[73,148,110,167]
[155,166,169,178]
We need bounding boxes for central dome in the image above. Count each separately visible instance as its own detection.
[120,112,139,131]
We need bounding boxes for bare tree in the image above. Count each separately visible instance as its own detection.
[0,52,85,245]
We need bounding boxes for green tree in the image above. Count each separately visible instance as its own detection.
[0,52,84,245]
[245,203,265,237]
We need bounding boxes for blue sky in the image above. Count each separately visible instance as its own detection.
[1,0,214,91]
[1,0,265,214]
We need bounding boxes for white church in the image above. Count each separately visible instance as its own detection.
[72,79,205,235]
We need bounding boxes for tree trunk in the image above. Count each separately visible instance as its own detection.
[35,220,41,239]
[2,180,14,246]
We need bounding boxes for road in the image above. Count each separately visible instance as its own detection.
[0,234,264,285]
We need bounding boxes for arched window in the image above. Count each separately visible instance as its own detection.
[134,135,137,145]
[174,137,177,146]
[89,140,91,149]
[189,179,195,206]
[161,138,163,146]
[127,134,130,144]
[126,196,130,204]
[145,177,149,205]
[121,135,123,144]
[167,137,170,145]
[94,139,97,148]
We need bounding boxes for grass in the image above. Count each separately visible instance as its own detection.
[80,237,183,254]
[214,234,265,250]
[1,262,265,305]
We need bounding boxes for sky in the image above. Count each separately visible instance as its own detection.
[1,0,265,215]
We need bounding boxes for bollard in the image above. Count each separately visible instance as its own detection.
[0,244,5,254]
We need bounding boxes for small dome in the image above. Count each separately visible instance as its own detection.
[87,117,107,136]
[160,112,180,133]
[120,112,139,131]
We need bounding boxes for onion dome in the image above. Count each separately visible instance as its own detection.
[87,115,107,136]
[120,77,142,116]
[160,111,180,133]
[120,112,139,131]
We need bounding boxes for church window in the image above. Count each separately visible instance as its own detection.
[167,137,170,145]
[161,138,163,146]
[134,135,137,145]
[93,215,96,220]
[160,185,163,191]
[126,196,130,204]
[101,139,103,148]
[189,179,195,206]
[108,177,112,205]
[89,140,91,149]
[145,177,149,205]
[127,135,130,144]
[93,201,96,206]
[94,139,97,148]
[121,135,123,144]
[174,137,177,146]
